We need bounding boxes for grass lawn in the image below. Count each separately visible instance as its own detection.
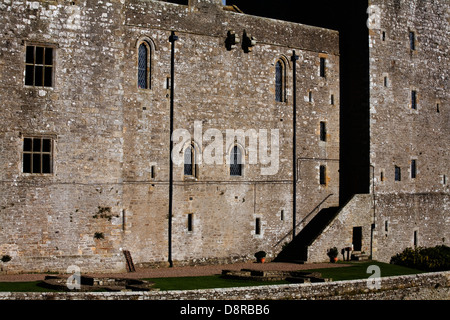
[304,260,425,282]
[0,281,59,292]
[144,275,290,291]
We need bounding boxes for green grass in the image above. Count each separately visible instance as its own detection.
[145,275,290,291]
[0,281,59,292]
[305,261,424,281]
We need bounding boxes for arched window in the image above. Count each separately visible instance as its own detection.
[230,145,242,176]
[275,59,286,102]
[138,41,151,89]
[184,144,195,176]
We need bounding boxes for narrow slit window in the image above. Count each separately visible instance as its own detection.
[411,90,417,109]
[385,221,389,232]
[187,214,193,232]
[25,45,53,87]
[436,103,440,113]
[411,159,417,179]
[395,166,401,181]
[184,144,195,176]
[384,76,388,87]
[255,218,261,235]
[275,60,286,102]
[280,210,284,221]
[309,91,313,103]
[138,42,151,89]
[319,165,326,185]
[23,137,53,174]
[230,145,242,176]
[320,57,326,78]
[330,94,334,105]
[320,121,327,142]
[409,31,416,50]
[414,230,418,247]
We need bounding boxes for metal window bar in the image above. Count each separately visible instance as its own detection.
[138,43,149,89]
[230,146,242,176]
[25,46,53,87]
[23,137,52,174]
[275,60,284,102]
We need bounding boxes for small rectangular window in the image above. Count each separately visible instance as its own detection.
[443,175,447,185]
[320,121,327,142]
[319,165,326,185]
[25,45,54,87]
[319,57,326,78]
[436,103,440,113]
[385,221,389,232]
[255,218,261,235]
[308,91,313,103]
[280,210,284,221]
[384,76,388,87]
[395,166,401,181]
[23,137,53,174]
[414,230,418,247]
[187,214,193,232]
[411,159,417,179]
[409,31,415,50]
[330,94,335,105]
[382,31,386,41]
[380,171,385,182]
[411,90,417,109]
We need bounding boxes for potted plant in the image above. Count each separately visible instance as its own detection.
[327,247,338,263]
[255,251,266,263]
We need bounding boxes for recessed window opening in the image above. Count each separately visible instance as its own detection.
[384,76,388,87]
[309,91,313,103]
[319,57,326,78]
[319,165,326,185]
[230,145,242,176]
[23,137,53,174]
[187,213,193,232]
[382,31,386,41]
[380,171,385,182]
[151,165,156,179]
[255,218,261,235]
[275,59,286,102]
[411,159,417,179]
[25,45,54,87]
[395,166,401,181]
[320,121,327,142]
[385,221,389,232]
[330,94,334,105]
[184,144,196,177]
[411,90,417,109]
[409,31,416,50]
[138,41,151,89]
[414,230,418,247]
[436,103,440,113]
[280,210,284,221]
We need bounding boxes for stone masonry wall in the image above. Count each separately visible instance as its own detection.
[0,0,340,272]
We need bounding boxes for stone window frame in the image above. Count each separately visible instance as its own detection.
[410,158,417,179]
[24,42,57,88]
[319,164,327,186]
[183,141,200,180]
[21,135,55,175]
[136,37,156,90]
[275,57,288,103]
[228,143,245,178]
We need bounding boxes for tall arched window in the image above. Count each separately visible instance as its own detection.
[230,145,242,176]
[275,59,286,102]
[184,144,195,177]
[138,41,151,89]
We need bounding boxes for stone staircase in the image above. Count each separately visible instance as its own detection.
[351,251,370,261]
[274,206,340,263]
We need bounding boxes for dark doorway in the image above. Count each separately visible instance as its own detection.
[353,226,362,251]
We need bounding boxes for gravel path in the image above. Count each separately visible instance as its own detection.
[0,262,351,282]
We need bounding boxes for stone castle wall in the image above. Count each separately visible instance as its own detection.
[0,0,339,272]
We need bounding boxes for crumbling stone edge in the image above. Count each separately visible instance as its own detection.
[0,271,448,300]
